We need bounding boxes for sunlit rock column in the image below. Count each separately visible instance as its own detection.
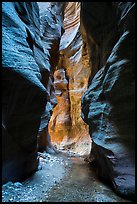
[81,2,135,200]
[49,2,91,155]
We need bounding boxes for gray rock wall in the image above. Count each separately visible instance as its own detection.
[37,2,66,153]
[2,2,65,183]
[2,2,47,184]
[81,2,135,200]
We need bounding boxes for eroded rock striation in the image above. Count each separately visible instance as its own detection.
[81,2,135,200]
[2,2,135,201]
[37,2,66,153]
[49,2,91,155]
[2,2,65,183]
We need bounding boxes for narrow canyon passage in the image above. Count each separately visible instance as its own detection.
[2,151,131,202]
[2,2,135,202]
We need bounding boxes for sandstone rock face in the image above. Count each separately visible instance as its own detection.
[37,2,66,153]
[49,67,71,145]
[2,2,65,183]
[49,2,91,155]
[81,2,135,200]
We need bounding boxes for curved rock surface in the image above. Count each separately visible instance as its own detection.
[49,2,91,155]
[81,2,135,200]
[2,3,135,201]
[2,2,47,184]
[2,2,65,183]
[37,2,66,153]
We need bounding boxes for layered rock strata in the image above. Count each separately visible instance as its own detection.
[49,2,91,155]
[37,2,66,153]
[81,2,135,200]
[2,2,65,183]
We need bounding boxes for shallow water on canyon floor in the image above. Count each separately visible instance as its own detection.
[45,154,131,202]
[2,151,131,202]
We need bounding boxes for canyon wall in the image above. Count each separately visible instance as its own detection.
[81,2,135,200]
[37,2,66,153]
[2,3,135,201]
[49,2,91,155]
[2,2,65,183]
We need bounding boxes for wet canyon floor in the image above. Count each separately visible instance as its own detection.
[2,150,131,202]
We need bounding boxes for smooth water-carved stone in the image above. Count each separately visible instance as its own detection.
[37,2,66,152]
[81,2,135,200]
[2,2,49,184]
[49,2,91,155]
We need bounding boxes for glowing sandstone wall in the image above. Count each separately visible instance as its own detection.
[49,2,91,155]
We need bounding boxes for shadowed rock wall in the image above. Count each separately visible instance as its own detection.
[81,2,135,200]
[2,3,135,201]
[37,2,66,153]
[2,2,65,183]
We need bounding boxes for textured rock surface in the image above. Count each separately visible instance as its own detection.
[2,2,65,183]
[2,153,130,202]
[2,2,48,184]
[2,3,135,201]
[37,2,66,153]
[49,2,91,155]
[49,67,71,145]
[81,2,135,200]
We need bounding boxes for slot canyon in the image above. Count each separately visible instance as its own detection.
[2,2,135,202]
